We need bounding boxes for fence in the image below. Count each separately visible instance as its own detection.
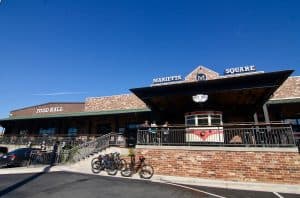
[0,134,105,147]
[137,123,296,147]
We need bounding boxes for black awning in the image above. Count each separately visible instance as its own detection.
[130,70,293,122]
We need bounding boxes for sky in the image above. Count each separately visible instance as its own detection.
[0,0,299,118]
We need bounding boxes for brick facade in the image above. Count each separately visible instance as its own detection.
[85,94,147,112]
[136,147,300,184]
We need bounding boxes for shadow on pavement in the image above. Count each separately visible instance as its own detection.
[0,165,53,197]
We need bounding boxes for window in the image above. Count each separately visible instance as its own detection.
[211,115,222,125]
[185,112,223,127]
[68,128,78,137]
[186,116,196,126]
[284,118,300,132]
[197,116,209,125]
[39,128,56,136]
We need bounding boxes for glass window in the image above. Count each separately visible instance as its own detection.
[285,119,297,125]
[39,128,56,136]
[211,115,222,125]
[68,128,78,137]
[197,117,209,125]
[186,116,196,126]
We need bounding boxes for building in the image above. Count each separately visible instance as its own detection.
[0,65,299,145]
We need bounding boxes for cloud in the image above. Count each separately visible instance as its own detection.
[32,92,87,96]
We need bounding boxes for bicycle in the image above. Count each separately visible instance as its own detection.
[91,153,118,175]
[121,155,154,179]
[91,152,126,173]
[112,152,127,171]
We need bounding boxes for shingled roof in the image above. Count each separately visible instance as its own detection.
[270,76,300,100]
[85,93,148,112]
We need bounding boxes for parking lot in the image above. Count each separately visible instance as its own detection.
[0,171,299,198]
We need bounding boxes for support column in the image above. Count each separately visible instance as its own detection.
[253,112,259,124]
[263,103,270,123]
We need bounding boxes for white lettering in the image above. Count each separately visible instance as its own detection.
[152,75,183,84]
[36,106,64,114]
[224,65,256,75]
[244,66,250,72]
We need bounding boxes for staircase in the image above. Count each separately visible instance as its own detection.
[60,133,126,164]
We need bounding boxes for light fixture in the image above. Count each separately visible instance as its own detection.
[192,94,208,103]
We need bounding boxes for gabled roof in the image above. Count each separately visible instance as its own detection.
[270,76,300,101]
[185,65,220,81]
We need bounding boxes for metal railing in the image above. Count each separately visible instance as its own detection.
[137,123,296,147]
[0,134,105,147]
[59,133,126,163]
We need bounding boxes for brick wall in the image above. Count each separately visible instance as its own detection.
[136,147,300,184]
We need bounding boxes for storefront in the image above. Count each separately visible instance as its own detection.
[0,65,299,146]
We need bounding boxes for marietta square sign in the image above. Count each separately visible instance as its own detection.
[224,65,256,75]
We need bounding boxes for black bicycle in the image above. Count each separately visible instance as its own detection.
[91,153,118,175]
[121,155,154,179]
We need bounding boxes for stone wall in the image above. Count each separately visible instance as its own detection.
[85,94,148,112]
[136,146,300,184]
[185,65,220,81]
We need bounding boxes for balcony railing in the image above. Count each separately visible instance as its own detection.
[137,123,296,147]
[0,134,112,147]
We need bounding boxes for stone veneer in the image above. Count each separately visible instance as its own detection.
[185,65,220,81]
[136,146,300,184]
[85,94,148,112]
[271,76,300,99]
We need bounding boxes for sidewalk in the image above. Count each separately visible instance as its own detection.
[1,165,299,195]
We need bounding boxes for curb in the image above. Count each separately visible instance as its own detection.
[151,175,300,195]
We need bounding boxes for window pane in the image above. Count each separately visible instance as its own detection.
[68,128,78,136]
[197,118,209,125]
[211,118,221,125]
[198,115,209,118]
[186,118,196,126]
[211,115,221,119]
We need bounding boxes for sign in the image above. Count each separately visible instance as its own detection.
[224,65,256,75]
[196,73,207,81]
[152,75,182,85]
[36,106,64,114]
[192,94,208,103]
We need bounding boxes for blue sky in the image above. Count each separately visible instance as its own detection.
[0,0,299,118]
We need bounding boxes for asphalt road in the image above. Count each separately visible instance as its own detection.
[0,171,298,198]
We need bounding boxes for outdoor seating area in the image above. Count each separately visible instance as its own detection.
[137,123,296,147]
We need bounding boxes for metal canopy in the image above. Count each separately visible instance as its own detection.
[130,70,293,122]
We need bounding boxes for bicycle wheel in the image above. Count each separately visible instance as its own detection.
[118,159,127,171]
[106,161,118,175]
[91,160,102,174]
[140,164,154,179]
[91,157,99,167]
[121,165,133,177]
